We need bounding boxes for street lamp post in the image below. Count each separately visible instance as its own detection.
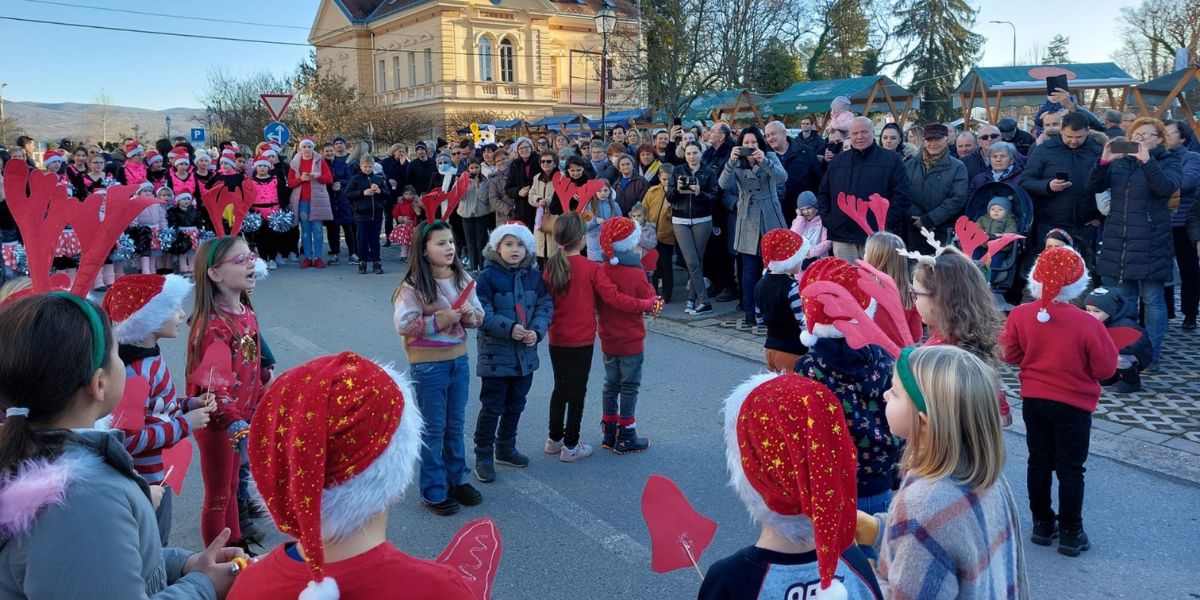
[165,115,172,140]
[594,1,617,142]
[990,21,1017,66]
[206,106,214,148]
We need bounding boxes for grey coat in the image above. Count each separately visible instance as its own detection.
[905,154,969,230]
[0,430,215,600]
[456,175,493,219]
[720,152,788,255]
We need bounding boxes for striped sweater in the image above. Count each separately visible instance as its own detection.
[393,275,484,364]
[117,345,196,485]
[874,473,1029,600]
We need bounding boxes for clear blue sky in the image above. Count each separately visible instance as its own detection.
[0,0,1134,110]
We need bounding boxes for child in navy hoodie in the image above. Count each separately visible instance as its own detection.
[1085,287,1151,393]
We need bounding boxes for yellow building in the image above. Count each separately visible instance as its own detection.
[309,0,645,125]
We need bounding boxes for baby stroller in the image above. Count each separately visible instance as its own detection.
[962,180,1034,295]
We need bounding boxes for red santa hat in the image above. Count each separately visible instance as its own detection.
[219,148,238,168]
[248,351,422,600]
[298,137,316,149]
[124,140,144,157]
[145,151,163,165]
[761,228,812,274]
[42,150,65,166]
[599,216,639,265]
[1027,246,1088,323]
[488,221,535,254]
[252,154,272,170]
[171,150,191,167]
[799,257,873,347]
[723,372,859,600]
[100,274,195,344]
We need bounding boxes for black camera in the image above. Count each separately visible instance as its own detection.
[677,175,697,189]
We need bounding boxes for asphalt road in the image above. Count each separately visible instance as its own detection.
[157,260,1200,599]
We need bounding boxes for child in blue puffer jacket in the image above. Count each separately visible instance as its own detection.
[472,222,554,483]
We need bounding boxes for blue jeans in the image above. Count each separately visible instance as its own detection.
[474,374,533,461]
[602,352,644,420]
[1103,277,1166,360]
[740,252,763,323]
[409,355,471,503]
[298,201,325,260]
[856,490,893,560]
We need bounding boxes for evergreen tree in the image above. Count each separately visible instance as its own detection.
[893,0,984,122]
[1043,35,1071,64]
[750,38,804,95]
[806,0,872,80]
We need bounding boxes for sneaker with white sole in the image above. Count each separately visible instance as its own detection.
[693,303,713,315]
[545,438,564,454]
[559,443,593,462]
[684,300,696,315]
[267,260,278,270]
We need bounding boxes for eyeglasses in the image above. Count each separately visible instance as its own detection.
[540,159,556,164]
[219,252,259,266]
[1131,132,1159,140]
[979,133,1001,140]
[908,289,933,303]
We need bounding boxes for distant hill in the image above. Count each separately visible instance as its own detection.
[5,100,208,144]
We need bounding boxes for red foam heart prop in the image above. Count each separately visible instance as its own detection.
[551,173,605,214]
[1108,326,1142,351]
[641,248,660,272]
[186,343,235,396]
[112,376,152,431]
[162,439,194,493]
[641,474,717,574]
[437,517,503,600]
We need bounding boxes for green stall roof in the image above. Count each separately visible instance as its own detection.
[1128,65,1200,106]
[953,63,1140,110]
[760,76,919,116]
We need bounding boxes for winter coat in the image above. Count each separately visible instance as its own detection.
[613,176,648,215]
[346,172,391,221]
[326,158,354,225]
[720,152,788,256]
[639,185,676,245]
[487,168,514,225]
[167,206,202,229]
[528,171,558,258]
[960,149,988,182]
[664,164,718,221]
[774,138,822,217]
[0,430,216,599]
[702,139,734,173]
[1100,292,1154,369]
[456,174,492,219]
[474,249,554,377]
[969,163,1024,197]
[406,157,437,194]
[795,130,827,156]
[134,201,170,229]
[1087,146,1183,282]
[505,157,539,226]
[381,156,408,192]
[287,154,333,221]
[790,215,830,259]
[1020,135,1104,228]
[585,194,623,262]
[817,142,914,245]
[905,153,969,231]
[1169,147,1200,228]
[588,159,619,185]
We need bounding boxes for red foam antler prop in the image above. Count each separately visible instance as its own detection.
[3,160,71,292]
[981,233,1025,265]
[804,260,914,359]
[201,184,252,237]
[837,192,890,237]
[867,193,890,234]
[443,172,471,218]
[551,173,605,214]
[65,186,157,297]
[954,215,989,258]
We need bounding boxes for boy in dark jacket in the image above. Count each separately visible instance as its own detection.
[472,222,553,483]
[754,229,810,373]
[345,155,391,274]
[1085,288,1151,393]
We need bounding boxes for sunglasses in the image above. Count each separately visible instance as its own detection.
[537,141,549,146]
[979,133,1001,140]
[219,252,259,266]
[541,159,556,164]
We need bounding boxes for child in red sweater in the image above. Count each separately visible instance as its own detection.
[1000,246,1117,558]
[389,185,418,261]
[543,212,658,462]
[596,217,659,453]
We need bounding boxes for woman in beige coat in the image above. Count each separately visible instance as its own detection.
[528,150,560,265]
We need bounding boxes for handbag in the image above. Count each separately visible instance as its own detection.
[539,211,558,234]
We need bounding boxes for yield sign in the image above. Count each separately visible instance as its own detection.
[260,94,293,121]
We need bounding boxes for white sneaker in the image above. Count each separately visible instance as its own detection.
[545,438,564,454]
[268,260,278,270]
[277,256,288,265]
[684,300,696,315]
[559,443,593,462]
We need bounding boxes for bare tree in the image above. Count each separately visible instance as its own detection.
[1114,0,1200,80]
[0,115,24,146]
[89,90,116,145]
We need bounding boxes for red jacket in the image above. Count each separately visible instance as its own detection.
[597,261,657,355]
[1001,302,1118,412]
[544,254,652,347]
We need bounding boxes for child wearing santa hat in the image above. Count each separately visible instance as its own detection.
[703,372,883,600]
[118,140,148,187]
[1000,246,1117,557]
[596,217,659,453]
[145,150,169,190]
[227,352,474,600]
[754,228,811,373]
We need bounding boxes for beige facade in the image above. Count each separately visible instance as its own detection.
[309,0,644,124]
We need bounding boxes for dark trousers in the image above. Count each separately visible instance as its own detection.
[383,196,397,237]
[548,344,594,448]
[355,219,383,262]
[741,252,764,323]
[1023,397,1092,529]
[462,215,491,271]
[704,230,737,292]
[326,221,358,257]
[1167,227,1199,319]
[474,374,533,460]
[654,242,675,298]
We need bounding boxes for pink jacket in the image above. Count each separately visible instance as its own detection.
[134,201,168,229]
[824,111,855,135]
[790,215,830,259]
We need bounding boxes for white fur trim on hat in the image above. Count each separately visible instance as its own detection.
[299,577,340,600]
[299,138,316,148]
[220,155,237,167]
[319,363,423,541]
[253,158,271,169]
[488,223,535,253]
[1026,266,1090,303]
[110,275,194,345]
[767,237,813,274]
[194,150,211,162]
[609,221,641,264]
[722,372,818,545]
[800,300,877,347]
[253,258,269,281]
[146,154,163,164]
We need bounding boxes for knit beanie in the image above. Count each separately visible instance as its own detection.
[987,195,1012,215]
[797,191,817,209]
[1085,287,1121,320]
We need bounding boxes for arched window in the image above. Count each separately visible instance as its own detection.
[499,38,515,83]
[478,36,494,82]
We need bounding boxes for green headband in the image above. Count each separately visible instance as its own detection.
[49,292,104,372]
[208,236,228,266]
[896,346,928,415]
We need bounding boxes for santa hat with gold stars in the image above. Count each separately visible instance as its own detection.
[799,257,874,347]
[723,372,859,600]
[100,274,194,344]
[248,352,423,600]
[1027,246,1088,323]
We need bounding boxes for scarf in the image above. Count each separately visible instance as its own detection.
[991,165,1014,182]
[922,148,948,169]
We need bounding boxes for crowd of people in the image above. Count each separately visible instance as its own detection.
[0,84,1192,599]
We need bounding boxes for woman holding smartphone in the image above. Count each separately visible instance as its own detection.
[667,141,719,315]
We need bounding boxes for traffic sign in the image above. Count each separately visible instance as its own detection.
[263,122,291,146]
[190,128,205,143]
[260,94,293,121]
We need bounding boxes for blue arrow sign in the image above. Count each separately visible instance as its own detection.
[191,128,206,142]
[263,122,291,146]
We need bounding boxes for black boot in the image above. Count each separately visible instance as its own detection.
[1030,519,1058,546]
[614,424,649,454]
[1112,365,1142,393]
[601,420,618,450]
[1058,526,1090,557]
[358,263,367,274]
[373,261,383,274]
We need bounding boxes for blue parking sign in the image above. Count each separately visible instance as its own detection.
[263,122,291,146]
[191,128,205,142]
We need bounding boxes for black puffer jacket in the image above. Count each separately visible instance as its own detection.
[1020,136,1103,228]
[775,137,822,217]
[905,153,969,230]
[406,156,437,194]
[665,164,719,220]
[346,172,391,221]
[817,142,914,245]
[1087,146,1183,282]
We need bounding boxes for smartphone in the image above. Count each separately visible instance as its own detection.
[1046,75,1069,96]
[1111,141,1140,154]
[673,117,683,127]
[1055,171,1070,182]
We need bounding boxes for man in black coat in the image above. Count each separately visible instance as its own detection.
[406,142,437,194]
[998,118,1036,157]
[765,121,821,218]
[817,117,914,260]
[795,116,827,156]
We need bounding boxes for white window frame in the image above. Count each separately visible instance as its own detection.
[499,38,515,83]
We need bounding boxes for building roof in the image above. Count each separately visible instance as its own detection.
[761,76,919,116]
[953,63,1139,94]
[1130,65,1200,104]
[327,0,637,24]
